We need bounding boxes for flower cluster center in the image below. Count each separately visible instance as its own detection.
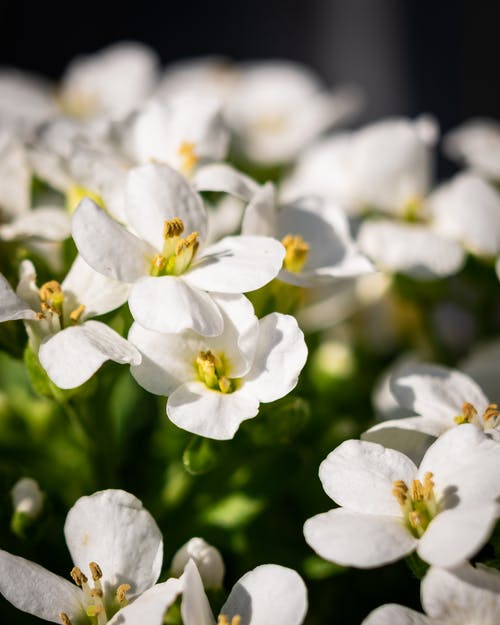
[150,217,199,277]
[37,281,86,325]
[392,471,438,538]
[60,561,131,625]
[454,401,500,429]
[281,234,309,273]
[196,350,236,394]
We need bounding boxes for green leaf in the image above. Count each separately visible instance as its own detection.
[202,492,264,529]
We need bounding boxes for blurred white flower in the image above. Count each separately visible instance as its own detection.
[444,117,500,181]
[129,295,307,440]
[362,563,500,625]
[171,538,224,589]
[304,425,500,569]
[0,256,139,388]
[0,489,182,625]
[73,163,284,336]
[11,477,44,519]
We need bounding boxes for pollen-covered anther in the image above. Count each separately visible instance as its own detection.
[217,615,241,625]
[422,472,434,499]
[116,583,131,604]
[178,141,198,175]
[454,401,478,425]
[70,566,88,587]
[410,479,424,502]
[89,561,103,581]
[39,280,64,315]
[90,588,103,598]
[281,234,309,273]
[164,217,184,239]
[60,613,73,625]
[69,304,86,323]
[482,403,500,424]
[392,480,408,505]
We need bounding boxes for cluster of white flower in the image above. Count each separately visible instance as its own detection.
[1,41,500,625]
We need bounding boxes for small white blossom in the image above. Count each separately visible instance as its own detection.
[444,117,500,181]
[171,538,224,589]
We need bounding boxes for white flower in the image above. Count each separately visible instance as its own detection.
[178,558,307,625]
[241,184,373,286]
[0,70,57,129]
[362,563,500,625]
[129,295,307,440]
[444,117,500,181]
[303,425,500,569]
[171,538,224,589]
[283,115,437,215]
[0,256,139,388]
[72,163,285,336]
[363,362,500,461]
[11,477,44,519]
[0,489,182,625]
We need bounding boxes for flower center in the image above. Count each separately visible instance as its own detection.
[253,114,287,134]
[402,195,425,222]
[196,350,236,394]
[454,401,499,429]
[218,616,241,625]
[281,234,309,273]
[150,218,199,277]
[58,89,100,120]
[392,472,438,538]
[67,185,105,213]
[60,562,131,625]
[178,141,198,176]
[37,281,86,326]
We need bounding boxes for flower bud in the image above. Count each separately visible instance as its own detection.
[11,477,44,519]
[171,537,224,588]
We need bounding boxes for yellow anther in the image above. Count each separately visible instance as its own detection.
[150,254,167,277]
[483,403,500,423]
[408,510,422,529]
[116,583,131,603]
[422,472,434,499]
[90,588,103,598]
[70,566,88,587]
[39,280,64,313]
[60,613,73,625]
[455,402,478,424]
[178,141,198,175]
[175,231,199,256]
[164,217,184,239]
[217,616,241,625]
[69,304,86,323]
[281,234,309,273]
[89,562,102,581]
[392,480,408,505]
[410,479,424,502]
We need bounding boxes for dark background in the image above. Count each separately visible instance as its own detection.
[1,0,498,132]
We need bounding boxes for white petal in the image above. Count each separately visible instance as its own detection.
[422,564,500,622]
[126,163,207,250]
[193,163,259,200]
[108,578,183,625]
[167,381,259,440]
[317,439,416,515]
[72,197,154,282]
[390,363,489,424]
[417,504,499,568]
[171,538,225,589]
[243,313,307,403]
[0,207,71,242]
[181,559,216,625]
[241,182,278,237]
[61,255,130,320]
[0,273,36,322]
[361,418,441,466]
[444,118,500,180]
[304,508,416,568]
[0,550,84,623]
[64,489,163,598]
[129,276,223,336]
[362,605,430,625]
[184,235,285,293]
[461,338,500,403]
[221,564,307,625]
[358,220,465,279]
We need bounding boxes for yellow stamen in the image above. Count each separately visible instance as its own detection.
[408,510,422,529]
[60,614,73,625]
[422,472,434,499]
[196,350,235,393]
[70,566,88,586]
[69,304,86,323]
[39,280,64,314]
[402,195,424,222]
[281,234,309,273]
[410,479,423,502]
[89,562,103,581]
[392,480,408,506]
[483,403,500,423]
[217,616,241,625]
[178,141,198,175]
[90,588,103,598]
[116,583,131,604]
[164,217,184,239]
[454,401,478,425]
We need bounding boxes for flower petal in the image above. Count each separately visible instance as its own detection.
[417,504,499,568]
[317,439,417,515]
[167,381,259,440]
[304,508,416,568]
[72,197,154,282]
[221,564,307,625]
[0,549,84,623]
[193,163,259,200]
[108,578,183,625]
[64,489,163,599]
[39,321,141,389]
[129,276,224,336]
[242,313,307,403]
[0,273,36,322]
[362,604,430,625]
[241,182,278,237]
[0,207,71,242]
[184,235,285,293]
[126,163,207,250]
[181,559,216,625]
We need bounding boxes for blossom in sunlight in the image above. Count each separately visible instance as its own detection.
[177,558,307,625]
[362,563,500,625]
[303,425,500,569]
[363,362,500,462]
[0,256,140,388]
[444,117,500,181]
[0,489,182,625]
[129,294,307,439]
[171,537,225,589]
[241,183,373,286]
[73,162,284,336]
